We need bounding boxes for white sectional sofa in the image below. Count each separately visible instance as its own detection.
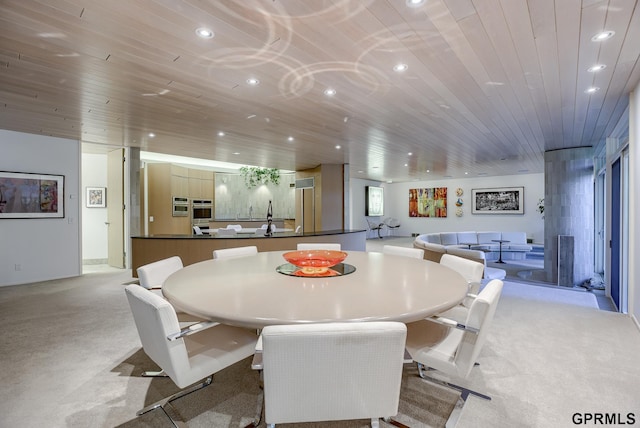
[413,231,533,280]
[415,231,532,261]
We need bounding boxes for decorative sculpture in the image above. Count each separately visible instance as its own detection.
[265,200,273,237]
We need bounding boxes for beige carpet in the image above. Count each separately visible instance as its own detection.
[0,268,459,428]
[2,244,639,428]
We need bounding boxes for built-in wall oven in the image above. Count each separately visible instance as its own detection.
[172,196,189,217]
[192,199,213,226]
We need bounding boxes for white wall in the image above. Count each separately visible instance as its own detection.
[0,130,81,286]
[352,173,544,242]
[350,178,385,233]
[629,83,639,327]
[81,153,108,262]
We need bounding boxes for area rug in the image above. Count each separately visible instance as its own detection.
[114,354,460,428]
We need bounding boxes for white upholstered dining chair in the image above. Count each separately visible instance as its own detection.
[213,245,258,260]
[136,255,206,327]
[252,322,407,428]
[296,243,342,251]
[216,228,237,236]
[136,256,183,296]
[124,285,259,427]
[404,279,503,425]
[439,254,485,321]
[382,244,424,259]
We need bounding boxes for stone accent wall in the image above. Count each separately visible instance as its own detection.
[214,172,296,220]
[544,148,594,286]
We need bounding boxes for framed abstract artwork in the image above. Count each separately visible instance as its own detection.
[409,187,447,217]
[0,171,64,218]
[86,187,106,208]
[472,187,524,214]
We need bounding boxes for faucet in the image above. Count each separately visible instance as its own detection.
[249,205,253,220]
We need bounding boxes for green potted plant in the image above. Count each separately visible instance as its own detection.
[239,167,281,189]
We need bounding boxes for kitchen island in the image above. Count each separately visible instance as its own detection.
[131,229,366,276]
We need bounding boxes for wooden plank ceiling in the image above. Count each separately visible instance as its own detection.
[1,0,638,181]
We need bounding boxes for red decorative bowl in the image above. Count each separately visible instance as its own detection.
[282,250,348,275]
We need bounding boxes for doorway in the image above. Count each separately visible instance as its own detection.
[107,149,125,268]
[609,149,630,313]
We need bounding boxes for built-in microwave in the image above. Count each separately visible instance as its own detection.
[172,196,189,217]
[192,199,213,225]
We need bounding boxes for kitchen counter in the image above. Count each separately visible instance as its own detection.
[131,229,366,276]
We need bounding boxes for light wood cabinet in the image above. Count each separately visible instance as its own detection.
[187,169,214,200]
[145,164,215,235]
[170,165,189,198]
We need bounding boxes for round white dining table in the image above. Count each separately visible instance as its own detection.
[162,250,468,329]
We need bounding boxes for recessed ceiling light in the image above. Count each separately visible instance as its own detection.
[358,170,364,173]
[148,133,155,138]
[335,145,341,149]
[585,87,600,94]
[587,64,606,72]
[247,114,256,119]
[387,180,393,183]
[404,164,408,167]
[288,136,294,142]
[324,88,336,96]
[217,131,225,137]
[591,31,614,41]
[195,28,214,39]
[246,78,260,86]
[232,152,240,155]
[393,63,408,72]
[408,152,413,156]
[426,169,430,173]
[406,0,425,7]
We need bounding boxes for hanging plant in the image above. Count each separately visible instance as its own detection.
[239,166,281,189]
[537,198,545,218]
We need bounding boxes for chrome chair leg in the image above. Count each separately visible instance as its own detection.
[141,369,168,377]
[416,363,490,401]
[136,376,213,426]
[415,363,490,428]
[243,388,264,428]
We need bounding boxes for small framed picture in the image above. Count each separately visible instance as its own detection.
[86,187,106,208]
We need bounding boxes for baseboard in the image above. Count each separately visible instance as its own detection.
[82,258,108,265]
[632,314,640,333]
